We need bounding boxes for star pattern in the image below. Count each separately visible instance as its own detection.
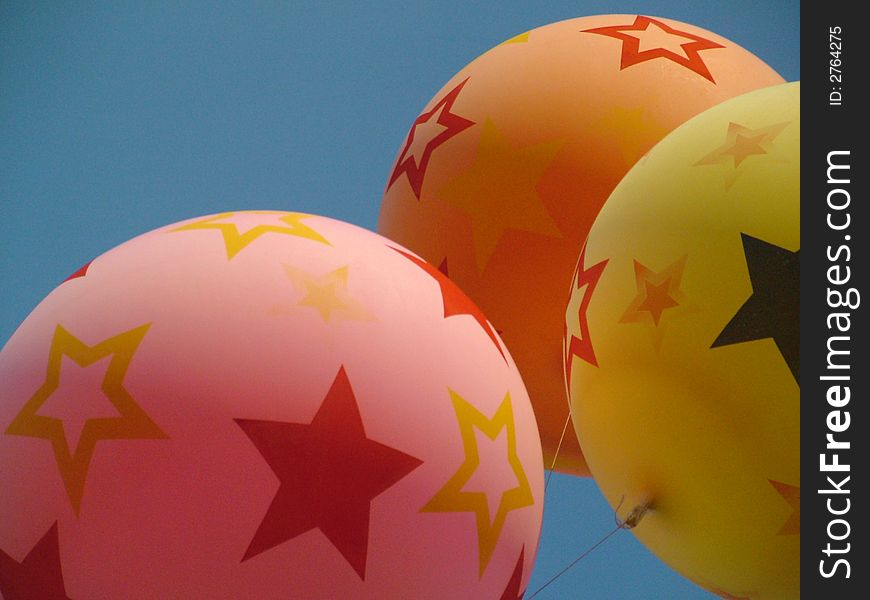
[5,324,167,515]
[235,366,422,579]
[387,79,475,199]
[500,31,530,45]
[769,480,800,535]
[620,256,688,350]
[499,547,526,600]
[437,257,450,277]
[172,211,329,260]
[564,246,608,379]
[439,119,563,271]
[421,391,534,576]
[696,122,791,188]
[0,523,71,600]
[638,279,679,324]
[711,234,799,383]
[63,260,91,283]
[392,246,506,361]
[281,264,374,323]
[592,106,668,166]
[582,15,724,83]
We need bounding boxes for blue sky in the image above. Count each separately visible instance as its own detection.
[1,1,798,598]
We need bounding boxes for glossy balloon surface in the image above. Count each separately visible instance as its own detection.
[0,211,543,599]
[379,14,784,474]
[567,83,799,599]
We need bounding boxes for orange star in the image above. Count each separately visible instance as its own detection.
[620,256,688,350]
[723,133,767,166]
[769,480,800,535]
[422,391,534,576]
[387,79,475,199]
[565,246,607,380]
[172,211,329,259]
[621,257,686,324]
[696,121,791,188]
[5,324,167,515]
[582,15,724,83]
[591,106,669,165]
[637,278,679,325]
[439,119,563,271]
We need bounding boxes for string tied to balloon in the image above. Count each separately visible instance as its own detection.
[526,495,652,599]
[544,409,573,492]
[614,494,652,529]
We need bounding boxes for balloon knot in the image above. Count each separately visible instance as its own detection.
[614,495,652,529]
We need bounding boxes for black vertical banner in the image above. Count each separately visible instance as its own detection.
[802,2,867,598]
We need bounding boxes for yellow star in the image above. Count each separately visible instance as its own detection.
[421,390,534,576]
[696,121,791,188]
[5,324,167,515]
[281,264,375,322]
[500,31,530,45]
[592,106,668,165]
[439,119,563,271]
[172,211,329,259]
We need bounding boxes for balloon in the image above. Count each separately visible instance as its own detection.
[378,14,785,475]
[0,211,544,599]
[566,82,799,598]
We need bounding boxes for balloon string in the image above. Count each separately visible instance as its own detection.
[525,525,621,599]
[526,498,651,599]
[544,409,572,492]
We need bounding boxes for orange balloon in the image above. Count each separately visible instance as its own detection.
[378,14,784,474]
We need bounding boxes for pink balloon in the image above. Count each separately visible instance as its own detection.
[0,211,543,599]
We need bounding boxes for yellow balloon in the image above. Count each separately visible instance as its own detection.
[566,82,799,599]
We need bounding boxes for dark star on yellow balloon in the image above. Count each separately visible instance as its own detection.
[711,234,799,382]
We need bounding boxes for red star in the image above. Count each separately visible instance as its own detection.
[387,78,475,199]
[391,247,506,361]
[235,366,422,579]
[582,16,724,83]
[63,260,91,283]
[564,247,608,380]
[500,547,526,600]
[637,278,679,325]
[438,257,450,277]
[620,256,687,330]
[769,479,800,535]
[0,523,71,600]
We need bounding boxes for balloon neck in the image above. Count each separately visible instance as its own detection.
[615,495,652,529]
